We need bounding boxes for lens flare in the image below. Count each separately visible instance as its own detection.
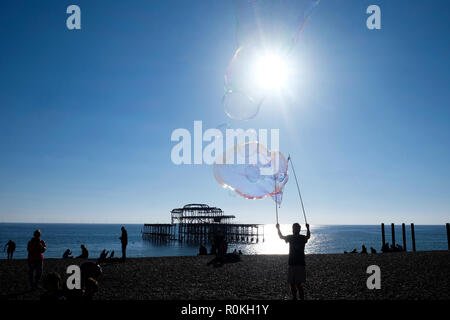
[223,0,320,120]
[254,52,289,90]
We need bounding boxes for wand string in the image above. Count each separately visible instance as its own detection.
[288,154,308,225]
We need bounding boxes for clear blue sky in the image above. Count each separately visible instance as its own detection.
[1,0,449,224]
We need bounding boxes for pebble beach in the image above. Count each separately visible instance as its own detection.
[1,251,449,300]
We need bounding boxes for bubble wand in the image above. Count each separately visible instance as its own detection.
[288,154,308,225]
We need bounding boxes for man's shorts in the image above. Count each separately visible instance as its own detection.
[288,265,306,284]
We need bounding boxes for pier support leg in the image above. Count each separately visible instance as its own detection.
[381,223,385,248]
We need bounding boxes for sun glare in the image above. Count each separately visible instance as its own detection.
[254,52,289,90]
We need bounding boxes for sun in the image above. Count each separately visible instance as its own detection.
[254,52,289,90]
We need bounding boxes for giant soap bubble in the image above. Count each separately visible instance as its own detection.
[224,47,263,121]
[213,141,288,204]
[224,0,320,120]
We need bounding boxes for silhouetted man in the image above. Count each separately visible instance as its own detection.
[277,223,310,300]
[4,240,16,260]
[120,226,128,261]
[27,229,47,289]
[207,229,227,267]
[76,245,89,259]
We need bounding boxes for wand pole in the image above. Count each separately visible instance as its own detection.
[288,154,308,225]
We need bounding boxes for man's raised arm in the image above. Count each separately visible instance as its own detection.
[276,224,287,240]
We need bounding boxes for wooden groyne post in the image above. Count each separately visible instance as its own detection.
[391,223,395,247]
[402,223,407,251]
[411,223,416,252]
[446,223,450,251]
[381,222,449,252]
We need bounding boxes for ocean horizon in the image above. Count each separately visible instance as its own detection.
[1,223,448,259]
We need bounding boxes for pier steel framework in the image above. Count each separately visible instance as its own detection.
[142,204,263,243]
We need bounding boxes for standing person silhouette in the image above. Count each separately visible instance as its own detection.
[4,240,16,260]
[120,226,128,261]
[207,229,227,267]
[276,223,310,300]
[27,230,47,290]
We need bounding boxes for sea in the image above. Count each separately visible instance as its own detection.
[0,223,448,259]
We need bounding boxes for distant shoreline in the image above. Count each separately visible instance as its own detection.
[1,251,449,300]
[0,222,448,225]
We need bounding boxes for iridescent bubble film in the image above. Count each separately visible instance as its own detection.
[213,141,289,203]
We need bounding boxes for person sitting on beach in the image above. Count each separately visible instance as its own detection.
[276,223,311,300]
[80,261,102,288]
[198,244,207,256]
[390,243,403,252]
[4,240,16,261]
[27,229,47,290]
[225,251,240,263]
[83,277,99,301]
[62,249,73,259]
[360,245,368,254]
[210,243,217,255]
[40,272,66,301]
[76,244,89,259]
[370,247,377,254]
[350,248,357,253]
[238,250,242,255]
[62,275,99,301]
